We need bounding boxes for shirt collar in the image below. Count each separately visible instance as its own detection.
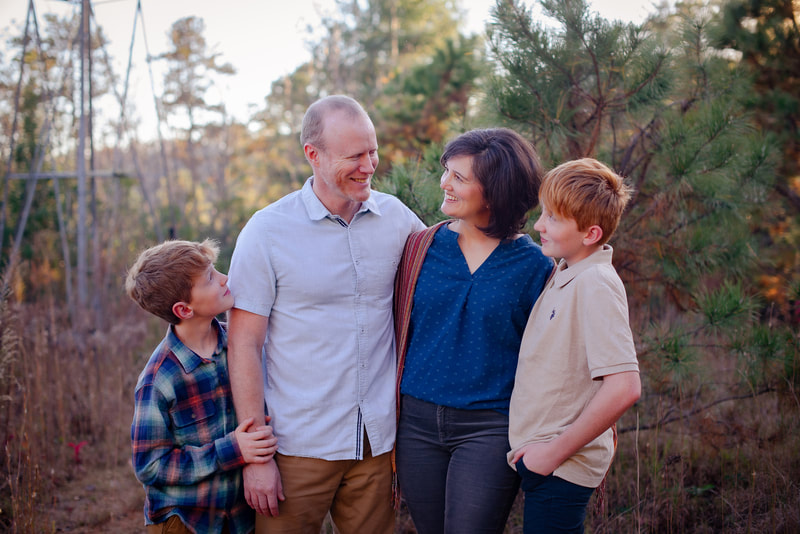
[300,176,381,222]
[165,317,226,373]
[551,244,614,288]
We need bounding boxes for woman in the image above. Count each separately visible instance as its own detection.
[394,128,554,534]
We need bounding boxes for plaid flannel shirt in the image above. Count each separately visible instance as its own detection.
[131,319,252,534]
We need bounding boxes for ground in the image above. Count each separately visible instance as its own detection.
[44,462,144,533]
[41,462,516,533]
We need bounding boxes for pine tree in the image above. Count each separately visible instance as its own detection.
[157,16,235,238]
[711,0,800,328]
[386,0,792,416]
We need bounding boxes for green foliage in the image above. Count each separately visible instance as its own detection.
[486,0,672,164]
[377,35,486,163]
[639,320,699,396]
[376,143,448,227]
[696,281,758,334]
[310,0,467,106]
[483,0,793,439]
[711,0,800,330]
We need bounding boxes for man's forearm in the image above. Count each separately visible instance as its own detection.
[228,309,270,428]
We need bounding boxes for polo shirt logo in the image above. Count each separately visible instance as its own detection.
[550,308,556,320]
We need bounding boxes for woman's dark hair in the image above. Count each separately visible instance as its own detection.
[440,128,543,239]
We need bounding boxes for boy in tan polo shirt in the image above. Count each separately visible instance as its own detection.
[508,158,641,533]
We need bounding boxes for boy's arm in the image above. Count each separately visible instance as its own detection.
[131,381,247,487]
[512,370,641,476]
[228,308,284,517]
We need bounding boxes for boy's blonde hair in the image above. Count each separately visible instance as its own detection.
[539,158,632,245]
[125,239,220,325]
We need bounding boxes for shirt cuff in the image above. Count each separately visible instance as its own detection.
[215,433,247,471]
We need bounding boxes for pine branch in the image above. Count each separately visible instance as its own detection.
[618,387,775,433]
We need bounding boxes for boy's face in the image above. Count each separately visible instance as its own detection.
[187,265,234,319]
[534,202,594,266]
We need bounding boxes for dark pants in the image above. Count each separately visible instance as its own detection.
[516,459,595,534]
[396,394,520,534]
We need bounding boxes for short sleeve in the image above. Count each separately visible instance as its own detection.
[228,211,277,317]
[579,266,639,379]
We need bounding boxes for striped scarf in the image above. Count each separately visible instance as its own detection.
[391,220,449,507]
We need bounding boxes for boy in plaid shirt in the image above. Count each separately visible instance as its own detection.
[127,239,277,534]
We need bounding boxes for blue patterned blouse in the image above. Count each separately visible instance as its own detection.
[400,223,553,413]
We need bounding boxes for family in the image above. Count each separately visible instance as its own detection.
[126,95,641,534]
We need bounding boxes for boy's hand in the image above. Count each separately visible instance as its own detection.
[235,417,278,463]
[512,441,562,477]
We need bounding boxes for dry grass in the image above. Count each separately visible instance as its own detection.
[1,281,798,533]
[0,284,161,533]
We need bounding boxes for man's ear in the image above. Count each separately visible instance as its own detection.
[583,225,604,246]
[172,301,194,321]
[304,143,320,167]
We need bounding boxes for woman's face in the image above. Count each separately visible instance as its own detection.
[440,155,490,226]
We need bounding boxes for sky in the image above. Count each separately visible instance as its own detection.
[0,0,654,140]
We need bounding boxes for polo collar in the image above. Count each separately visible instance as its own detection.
[551,245,614,288]
[301,176,381,222]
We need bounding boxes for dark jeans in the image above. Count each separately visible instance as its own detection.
[396,394,520,534]
[516,458,595,534]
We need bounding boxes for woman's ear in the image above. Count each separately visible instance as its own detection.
[583,225,604,246]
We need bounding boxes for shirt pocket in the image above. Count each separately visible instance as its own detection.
[366,258,400,309]
[169,397,218,444]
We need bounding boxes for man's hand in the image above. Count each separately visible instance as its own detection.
[243,461,285,516]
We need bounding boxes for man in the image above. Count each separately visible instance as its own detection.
[227,95,425,534]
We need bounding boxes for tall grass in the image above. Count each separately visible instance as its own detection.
[1,262,798,532]
[0,264,161,533]
[581,341,800,533]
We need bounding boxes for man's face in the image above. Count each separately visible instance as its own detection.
[309,110,379,215]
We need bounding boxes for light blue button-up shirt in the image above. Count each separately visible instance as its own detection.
[228,178,425,460]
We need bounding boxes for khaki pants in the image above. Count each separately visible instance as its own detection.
[146,514,232,534]
[254,437,394,534]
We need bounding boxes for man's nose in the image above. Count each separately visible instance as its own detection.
[360,154,376,173]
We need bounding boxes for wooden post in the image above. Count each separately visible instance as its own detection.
[76,0,89,308]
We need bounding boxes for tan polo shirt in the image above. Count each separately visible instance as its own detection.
[508,245,639,488]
